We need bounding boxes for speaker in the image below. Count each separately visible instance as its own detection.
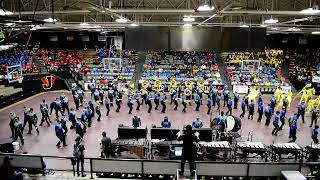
[0,138,14,153]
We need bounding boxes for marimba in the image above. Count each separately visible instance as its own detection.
[270,143,303,161]
[305,144,320,160]
[111,139,148,158]
[236,142,267,161]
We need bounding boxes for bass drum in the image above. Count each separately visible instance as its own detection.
[225,116,242,132]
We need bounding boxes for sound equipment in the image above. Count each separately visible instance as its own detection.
[117,127,147,139]
[236,142,267,160]
[0,138,14,153]
[111,139,148,158]
[151,128,180,140]
[270,143,303,160]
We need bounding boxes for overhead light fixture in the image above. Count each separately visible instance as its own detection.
[93,25,101,28]
[28,24,35,27]
[5,23,15,26]
[115,18,127,23]
[0,9,13,16]
[260,24,267,27]
[300,8,320,14]
[183,23,192,27]
[197,4,214,11]
[240,24,249,28]
[43,18,58,22]
[311,31,320,34]
[271,27,279,30]
[264,18,278,24]
[101,10,106,13]
[130,23,139,27]
[183,16,195,22]
[288,27,301,31]
[80,22,89,26]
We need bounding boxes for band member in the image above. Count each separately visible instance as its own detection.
[297,102,305,123]
[61,95,70,115]
[88,99,95,117]
[77,88,84,106]
[49,99,56,116]
[257,100,263,122]
[161,116,171,128]
[207,95,212,115]
[9,112,16,138]
[55,121,67,147]
[73,92,80,110]
[195,93,201,111]
[270,95,277,112]
[95,103,101,121]
[60,117,68,135]
[223,88,229,107]
[173,93,178,111]
[40,99,51,126]
[217,111,227,133]
[132,114,141,128]
[233,92,239,109]
[127,96,133,114]
[192,117,203,128]
[22,107,30,131]
[310,107,319,128]
[244,95,249,110]
[257,94,263,103]
[170,88,176,105]
[265,104,273,126]
[93,89,100,102]
[216,93,221,113]
[289,116,297,142]
[211,86,217,106]
[99,88,104,104]
[182,94,187,113]
[283,96,289,112]
[13,117,24,145]
[272,111,280,136]
[279,107,286,130]
[75,120,85,139]
[161,93,167,113]
[28,108,39,134]
[104,97,110,116]
[85,106,93,127]
[197,87,203,105]
[146,92,152,113]
[69,108,76,129]
[141,89,147,105]
[90,85,96,98]
[134,92,141,111]
[248,100,254,120]
[226,97,233,116]
[154,91,160,110]
[312,125,319,144]
[108,88,114,106]
[115,94,121,112]
[240,97,246,118]
[185,88,192,106]
[54,98,63,119]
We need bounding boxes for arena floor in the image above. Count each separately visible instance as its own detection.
[0,90,314,158]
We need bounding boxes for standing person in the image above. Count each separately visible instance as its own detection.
[233,92,239,109]
[100,132,111,158]
[310,107,318,128]
[13,117,24,145]
[77,88,84,106]
[108,88,114,106]
[49,100,56,116]
[270,95,277,112]
[54,98,63,119]
[68,108,76,129]
[60,117,68,135]
[54,121,67,147]
[207,95,212,115]
[127,96,133,114]
[88,99,95,117]
[22,107,30,131]
[272,111,280,136]
[134,92,141,111]
[279,107,286,130]
[257,100,263,122]
[99,88,104,104]
[161,117,171,128]
[40,99,51,126]
[248,100,254,120]
[283,96,289,112]
[257,94,263,103]
[211,86,217,106]
[104,97,110,116]
[146,92,152,113]
[9,112,16,138]
[240,97,246,118]
[288,113,298,142]
[265,104,273,126]
[226,97,233,116]
[216,93,221,113]
[297,102,306,123]
[28,108,39,134]
[85,107,93,127]
[61,95,70,115]
[177,125,199,177]
[185,88,192,106]
[223,88,229,107]
[194,93,201,111]
[312,125,319,144]
[73,136,86,177]
[73,92,80,110]
[181,94,187,113]
[244,95,249,110]
[75,120,85,139]
[132,114,141,128]
[141,89,147,105]
[173,93,179,111]
[95,103,101,121]
[154,91,160,110]
[115,94,121,112]
[192,117,203,128]
[161,93,167,113]
[169,88,176,105]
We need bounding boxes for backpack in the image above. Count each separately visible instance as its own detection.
[73,144,81,157]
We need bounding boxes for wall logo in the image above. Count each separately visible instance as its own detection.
[41,75,56,90]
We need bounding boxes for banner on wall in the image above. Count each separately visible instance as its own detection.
[41,75,57,90]
[233,85,249,94]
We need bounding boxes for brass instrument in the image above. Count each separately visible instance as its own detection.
[142,80,149,89]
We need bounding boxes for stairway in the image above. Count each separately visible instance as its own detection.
[132,52,146,89]
[283,55,297,93]
[216,53,231,89]
[32,55,48,75]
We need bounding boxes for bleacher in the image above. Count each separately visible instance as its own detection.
[0,84,23,97]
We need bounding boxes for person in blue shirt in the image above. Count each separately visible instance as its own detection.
[226,97,233,116]
[55,121,67,147]
[211,86,217,106]
[95,103,101,121]
[159,93,166,113]
[218,111,227,133]
[115,94,121,112]
[173,93,179,111]
[88,99,95,117]
[257,94,263,103]
[73,93,80,110]
[161,116,171,128]
[310,107,319,128]
[127,96,133,114]
[248,100,254,120]
[134,92,141,111]
[40,99,51,126]
[289,118,297,142]
[195,93,201,111]
[75,120,85,139]
[270,95,277,112]
[233,92,239,109]
[264,104,273,126]
[60,117,68,135]
[272,111,280,136]
[192,117,203,128]
[154,91,160,110]
[61,95,70,115]
[85,108,93,127]
[104,97,110,116]
[279,107,286,130]
[132,114,141,128]
[223,89,229,107]
[240,97,246,118]
[257,101,263,122]
[296,103,305,123]
[216,93,221,113]
[13,117,24,145]
[69,108,76,129]
[108,89,114,106]
[182,94,187,113]
[146,92,153,113]
[207,95,212,115]
[282,96,289,112]
[312,125,319,144]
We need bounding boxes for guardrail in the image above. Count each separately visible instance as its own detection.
[0,153,305,179]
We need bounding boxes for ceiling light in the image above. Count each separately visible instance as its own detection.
[80,22,89,26]
[93,25,101,28]
[0,9,13,16]
[183,23,192,27]
[271,27,279,30]
[240,24,249,28]
[300,8,320,14]
[28,24,35,27]
[288,27,301,31]
[130,23,139,27]
[260,24,267,27]
[5,23,14,26]
[43,18,58,22]
[197,4,214,11]
[183,16,195,22]
[115,18,127,23]
[101,10,106,13]
[311,31,320,35]
[264,18,278,24]
[14,20,32,23]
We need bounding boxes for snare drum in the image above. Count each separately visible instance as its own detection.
[225,116,242,132]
